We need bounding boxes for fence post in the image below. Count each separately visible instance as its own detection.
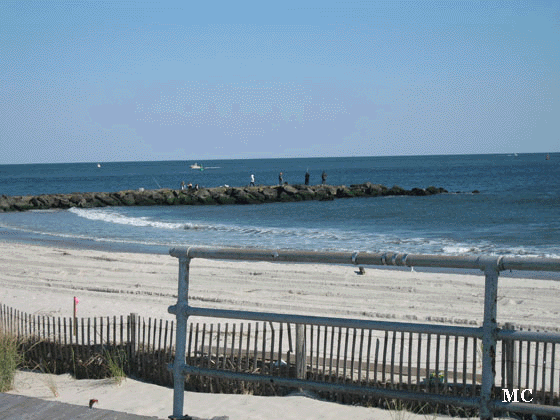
[130,313,138,374]
[503,322,517,390]
[480,260,500,420]
[296,324,306,380]
[170,256,191,420]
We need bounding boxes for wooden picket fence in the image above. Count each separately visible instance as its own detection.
[1,303,559,405]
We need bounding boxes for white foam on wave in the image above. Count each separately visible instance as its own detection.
[69,207,198,231]
[68,207,350,241]
[63,208,560,259]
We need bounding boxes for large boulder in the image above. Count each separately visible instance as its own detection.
[409,188,428,196]
[95,193,119,206]
[258,187,278,202]
[229,187,262,204]
[336,186,354,198]
[388,185,406,196]
[194,189,216,205]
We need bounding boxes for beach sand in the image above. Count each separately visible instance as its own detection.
[2,241,559,419]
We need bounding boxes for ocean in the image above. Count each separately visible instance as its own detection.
[1,154,559,267]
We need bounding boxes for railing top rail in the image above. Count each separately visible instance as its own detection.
[169,246,560,273]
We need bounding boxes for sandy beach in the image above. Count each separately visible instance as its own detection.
[2,241,559,419]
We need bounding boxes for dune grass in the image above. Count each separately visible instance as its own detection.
[104,349,127,385]
[0,328,21,392]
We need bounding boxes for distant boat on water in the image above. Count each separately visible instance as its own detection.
[97,163,101,168]
[190,162,204,170]
[546,153,550,160]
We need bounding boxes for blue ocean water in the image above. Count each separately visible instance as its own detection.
[0,154,559,260]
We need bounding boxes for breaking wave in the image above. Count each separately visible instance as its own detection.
[65,207,560,258]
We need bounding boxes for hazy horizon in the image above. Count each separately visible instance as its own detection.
[0,151,555,167]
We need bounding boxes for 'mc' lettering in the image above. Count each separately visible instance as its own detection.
[502,389,533,403]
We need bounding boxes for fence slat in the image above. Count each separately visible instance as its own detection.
[453,335,459,395]
[381,331,388,385]
[216,323,221,370]
[518,339,523,391]
[278,323,284,377]
[550,342,556,402]
[472,336,477,394]
[223,323,229,370]
[462,336,468,396]
[534,341,540,394]
[309,325,314,378]
[351,328,357,383]
[262,322,267,374]
[335,327,342,382]
[186,322,193,364]
[328,326,335,381]
[237,323,243,372]
[322,326,329,381]
[407,332,413,388]
[343,327,349,382]
[253,323,259,372]
[374,337,380,384]
[269,322,275,374]
[195,323,201,366]
[245,323,251,371]
[426,333,431,392]
[416,333,422,391]
[390,330,396,386]
[358,329,365,383]
[230,323,236,369]
[435,334,441,394]
[541,342,547,401]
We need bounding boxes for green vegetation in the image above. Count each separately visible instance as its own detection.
[0,328,21,392]
[104,349,127,385]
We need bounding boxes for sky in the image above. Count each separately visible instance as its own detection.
[1,0,558,164]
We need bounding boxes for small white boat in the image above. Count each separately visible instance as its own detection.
[190,162,202,170]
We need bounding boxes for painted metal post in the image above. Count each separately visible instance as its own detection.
[480,262,499,420]
[170,257,191,420]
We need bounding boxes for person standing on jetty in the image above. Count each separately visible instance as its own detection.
[304,170,310,185]
[249,174,255,186]
[278,172,283,185]
[321,171,327,184]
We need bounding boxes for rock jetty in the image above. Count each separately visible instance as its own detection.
[0,183,449,212]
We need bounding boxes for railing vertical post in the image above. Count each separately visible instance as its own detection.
[480,261,500,420]
[296,324,306,380]
[170,256,191,420]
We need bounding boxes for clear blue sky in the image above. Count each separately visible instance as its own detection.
[1,0,558,164]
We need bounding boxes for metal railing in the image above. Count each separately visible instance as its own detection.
[167,247,560,420]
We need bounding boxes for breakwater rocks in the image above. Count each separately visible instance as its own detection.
[0,183,449,212]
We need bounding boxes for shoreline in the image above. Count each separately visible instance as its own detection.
[2,232,559,281]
